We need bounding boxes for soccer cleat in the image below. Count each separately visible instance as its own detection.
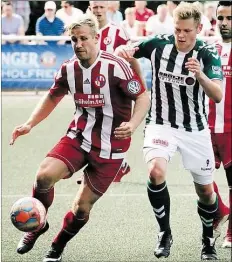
[222,232,232,248]
[154,231,173,258]
[201,236,218,260]
[43,244,63,262]
[17,222,49,254]
[213,207,229,238]
[113,162,131,182]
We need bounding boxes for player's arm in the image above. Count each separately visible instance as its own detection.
[114,65,150,139]
[10,66,68,145]
[185,46,223,103]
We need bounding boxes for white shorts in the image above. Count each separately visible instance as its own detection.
[143,125,215,185]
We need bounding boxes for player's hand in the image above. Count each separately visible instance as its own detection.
[185,57,201,77]
[114,122,135,139]
[114,45,139,61]
[10,124,32,145]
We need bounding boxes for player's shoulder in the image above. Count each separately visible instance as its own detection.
[196,39,219,58]
[61,56,78,67]
[100,51,133,78]
[137,34,173,50]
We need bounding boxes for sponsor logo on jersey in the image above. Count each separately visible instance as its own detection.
[94,74,106,88]
[222,65,232,77]
[152,139,169,147]
[212,66,222,75]
[127,80,141,94]
[74,94,105,108]
[84,78,90,84]
[103,36,112,45]
[158,71,195,86]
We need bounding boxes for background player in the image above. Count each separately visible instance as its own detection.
[115,2,223,260]
[10,14,150,262]
[208,1,232,248]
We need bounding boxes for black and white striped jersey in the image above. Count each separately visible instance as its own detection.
[134,34,223,132]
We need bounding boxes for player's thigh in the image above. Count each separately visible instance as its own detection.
[211,133,221,169]
[45,135,87,179]
[84,153,124,196]
[143,125,177,164]
[178,129,215,185]
[213,133,232,169]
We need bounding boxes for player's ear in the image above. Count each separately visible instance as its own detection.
[197,23,203,34]
[95,33,99,44]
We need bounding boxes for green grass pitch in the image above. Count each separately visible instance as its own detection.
[2,93,231,262]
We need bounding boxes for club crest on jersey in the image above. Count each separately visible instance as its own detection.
[127,80,141,94]
[103,36,112,45]
[94,74,106,88]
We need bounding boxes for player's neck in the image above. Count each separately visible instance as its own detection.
[80,51,99,68]
[222,39,231,44]
[99,20,108,29]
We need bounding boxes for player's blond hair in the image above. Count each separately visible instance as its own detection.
[68,14,99,36]
[173,2,202,25]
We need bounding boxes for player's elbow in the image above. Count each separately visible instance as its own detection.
[212,88,222,103]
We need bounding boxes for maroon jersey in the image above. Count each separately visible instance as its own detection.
[98,22,130,53]
[50,51,145,159]
[208,41,232,133]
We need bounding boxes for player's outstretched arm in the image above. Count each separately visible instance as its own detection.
[114,92,150,140]
[10,92,64,145]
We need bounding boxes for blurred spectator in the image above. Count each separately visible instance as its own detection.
[11,0,31,31]
[36,1,65,45]
[204,1,217,36]
[107,1,123,25]
[166,1,180,19]
[134,1,154,36]
[121,7,142,38]
[56,1,83,28]
[193,1,212,36]
[1,2,25,44]
[146,4,174,36]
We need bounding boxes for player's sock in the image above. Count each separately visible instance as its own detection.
[32,184,54,211]
[53,211,89,249]
[147,180,170,232]
[198,197,218,238]
[213,181,228,214]
[226,166,232,234]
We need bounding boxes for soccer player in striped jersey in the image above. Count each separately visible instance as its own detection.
[10,15,150,261]
[76,1,131,184]
[116,2,223,260]
[208,1,232,248]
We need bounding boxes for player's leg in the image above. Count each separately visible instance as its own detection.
[17,136,87,255]
[211,133,229,237]
[44,153,124,261]
[143,125,177,258]
[179,129,218,260]
[222,165,232,248]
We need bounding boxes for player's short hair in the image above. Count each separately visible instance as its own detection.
[125,7,135,15]
[68,14,99,36]
[217,1,232,9]
[173,2,202,25]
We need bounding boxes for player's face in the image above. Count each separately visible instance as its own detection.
[89,2,107,23]
[71,25,99,64]
[217,5,232,42]
[174,18,202,52]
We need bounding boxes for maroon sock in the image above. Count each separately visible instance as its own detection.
[213,181,227,214]
[53,211,89,249]
[32,185,54,211]
[228,188,232,235]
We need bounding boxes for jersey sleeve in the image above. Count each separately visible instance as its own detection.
[114,60,146,100]
[134,36,158,59]
[117,26,130,46]
[203,45,223,80]
[49,64,69,97]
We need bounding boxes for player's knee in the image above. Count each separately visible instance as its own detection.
[148,160,165,181]
[36,162,57,188]
[195,184,215,204]
[72,202,91,218]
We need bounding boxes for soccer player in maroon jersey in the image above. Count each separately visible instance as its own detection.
[10,15,150,262]
[208,1,232,248]
[76,1,131,184]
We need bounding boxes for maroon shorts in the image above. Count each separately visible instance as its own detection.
[211,132,232,169]
[47,136,124,196]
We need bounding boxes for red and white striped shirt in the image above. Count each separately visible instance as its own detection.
[208,41,232,133]
[50,51,145,159]
[98,22,130,53]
